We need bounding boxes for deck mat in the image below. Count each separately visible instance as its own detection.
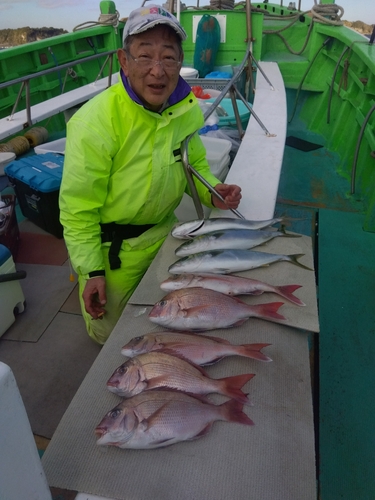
[42,306,316,500]
[1,263,76,342]
[318,209,375,499]
[16,231,68,266]
[0,312,101,438]
[130,232,319,333]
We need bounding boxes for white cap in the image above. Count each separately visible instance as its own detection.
[123,4,187,42]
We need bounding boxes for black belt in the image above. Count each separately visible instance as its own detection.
[100,222,155,270]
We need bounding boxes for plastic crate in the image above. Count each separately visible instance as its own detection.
[5,153,64,238]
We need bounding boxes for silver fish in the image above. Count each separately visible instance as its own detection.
[171,217,287,240]
[95,391,254,449]
[168,249,313,275]
[107,351,254,405]
[148,287,285,331]
[121,331,272,365]
[175,228,300,256]
[160,273,305,306]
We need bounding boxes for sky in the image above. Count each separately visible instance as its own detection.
[0,0,373,32]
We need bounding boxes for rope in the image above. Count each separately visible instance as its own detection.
[327,45,349,124]
[209,0,234,9]
[260,3,344,56]
[288,37,332,123]
[73,11,120,33]
[311,2,344,26]
[263,10,314,55]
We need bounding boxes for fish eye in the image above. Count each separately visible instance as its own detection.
[134,336,143,341]
[158,300,167,307]
[108,409,122,419]
[118,365,128,375]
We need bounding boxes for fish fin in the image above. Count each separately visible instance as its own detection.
[219,373,255,405]
[231,319,249,327]
[220,399,255,426]
[279,226,302,238]
[240,343,272,362]
[199,356,226,366]
[152,437,177,446]
[243,290,263,296]
[274,284,305,306]
[198,333,232,345]
[160,346,218,367]
[141,403,170,430]
[287,254,314,271]
[160,347,194,364]
[248,301,286,321]
[194,423,213,438]
[146,376,172,391]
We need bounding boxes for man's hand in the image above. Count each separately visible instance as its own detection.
[212,183,242,210]
[82,276,107,319]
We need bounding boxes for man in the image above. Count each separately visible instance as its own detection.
[59,4,242,344]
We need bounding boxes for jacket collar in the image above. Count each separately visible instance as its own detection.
[120,69,192,110]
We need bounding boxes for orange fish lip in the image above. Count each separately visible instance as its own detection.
[94,427,106,438]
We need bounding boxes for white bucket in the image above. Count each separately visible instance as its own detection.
[180,67,198,79]
[0,152,16,176]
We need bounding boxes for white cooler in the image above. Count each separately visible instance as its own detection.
[0,362,52,500]
[0,244,26,337]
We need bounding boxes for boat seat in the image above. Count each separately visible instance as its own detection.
[211,61,287,221]
[0,74,119,142]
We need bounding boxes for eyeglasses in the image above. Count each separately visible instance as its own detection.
[126,51,181,71]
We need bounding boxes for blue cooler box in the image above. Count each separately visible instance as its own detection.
[5,153,64,238]
[208,98,251,129]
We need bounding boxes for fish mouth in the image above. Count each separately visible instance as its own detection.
[106,384,120,393]
[95,426,106,438]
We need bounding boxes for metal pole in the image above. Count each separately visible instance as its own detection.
[25,80,31,127]
[181,137,246,220]
[181,139,205,220]
[233,86,275,137]
[369,24,375,44]
[229,87,244,139]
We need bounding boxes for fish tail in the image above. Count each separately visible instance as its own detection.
[249,302,286,321]
[274,284,306,306]
[287,254,314,271]
[220,399,255,426]
[279,226,302,238]
[239,343,272,362]
[219,373,255,405]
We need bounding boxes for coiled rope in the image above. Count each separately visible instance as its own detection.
[311,2,344,26]
[209,0,235,10]
[72,11,120,33]
[261,3,344,55]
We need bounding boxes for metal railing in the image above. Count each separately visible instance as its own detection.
[180,40,275,220]
[0,50,117,127]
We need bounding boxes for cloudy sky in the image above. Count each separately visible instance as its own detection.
[0,0,372,32]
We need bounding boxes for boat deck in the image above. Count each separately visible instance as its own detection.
[276,122,375,499]
[1,110,374,499]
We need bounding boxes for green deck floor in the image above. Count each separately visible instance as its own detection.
[277,124,375,499]
[318,209,375,500]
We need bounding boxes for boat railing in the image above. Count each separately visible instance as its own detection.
[180,40,276,220]
[0,49,117,135]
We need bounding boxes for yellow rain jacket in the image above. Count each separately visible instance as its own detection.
[59,75,220,278]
